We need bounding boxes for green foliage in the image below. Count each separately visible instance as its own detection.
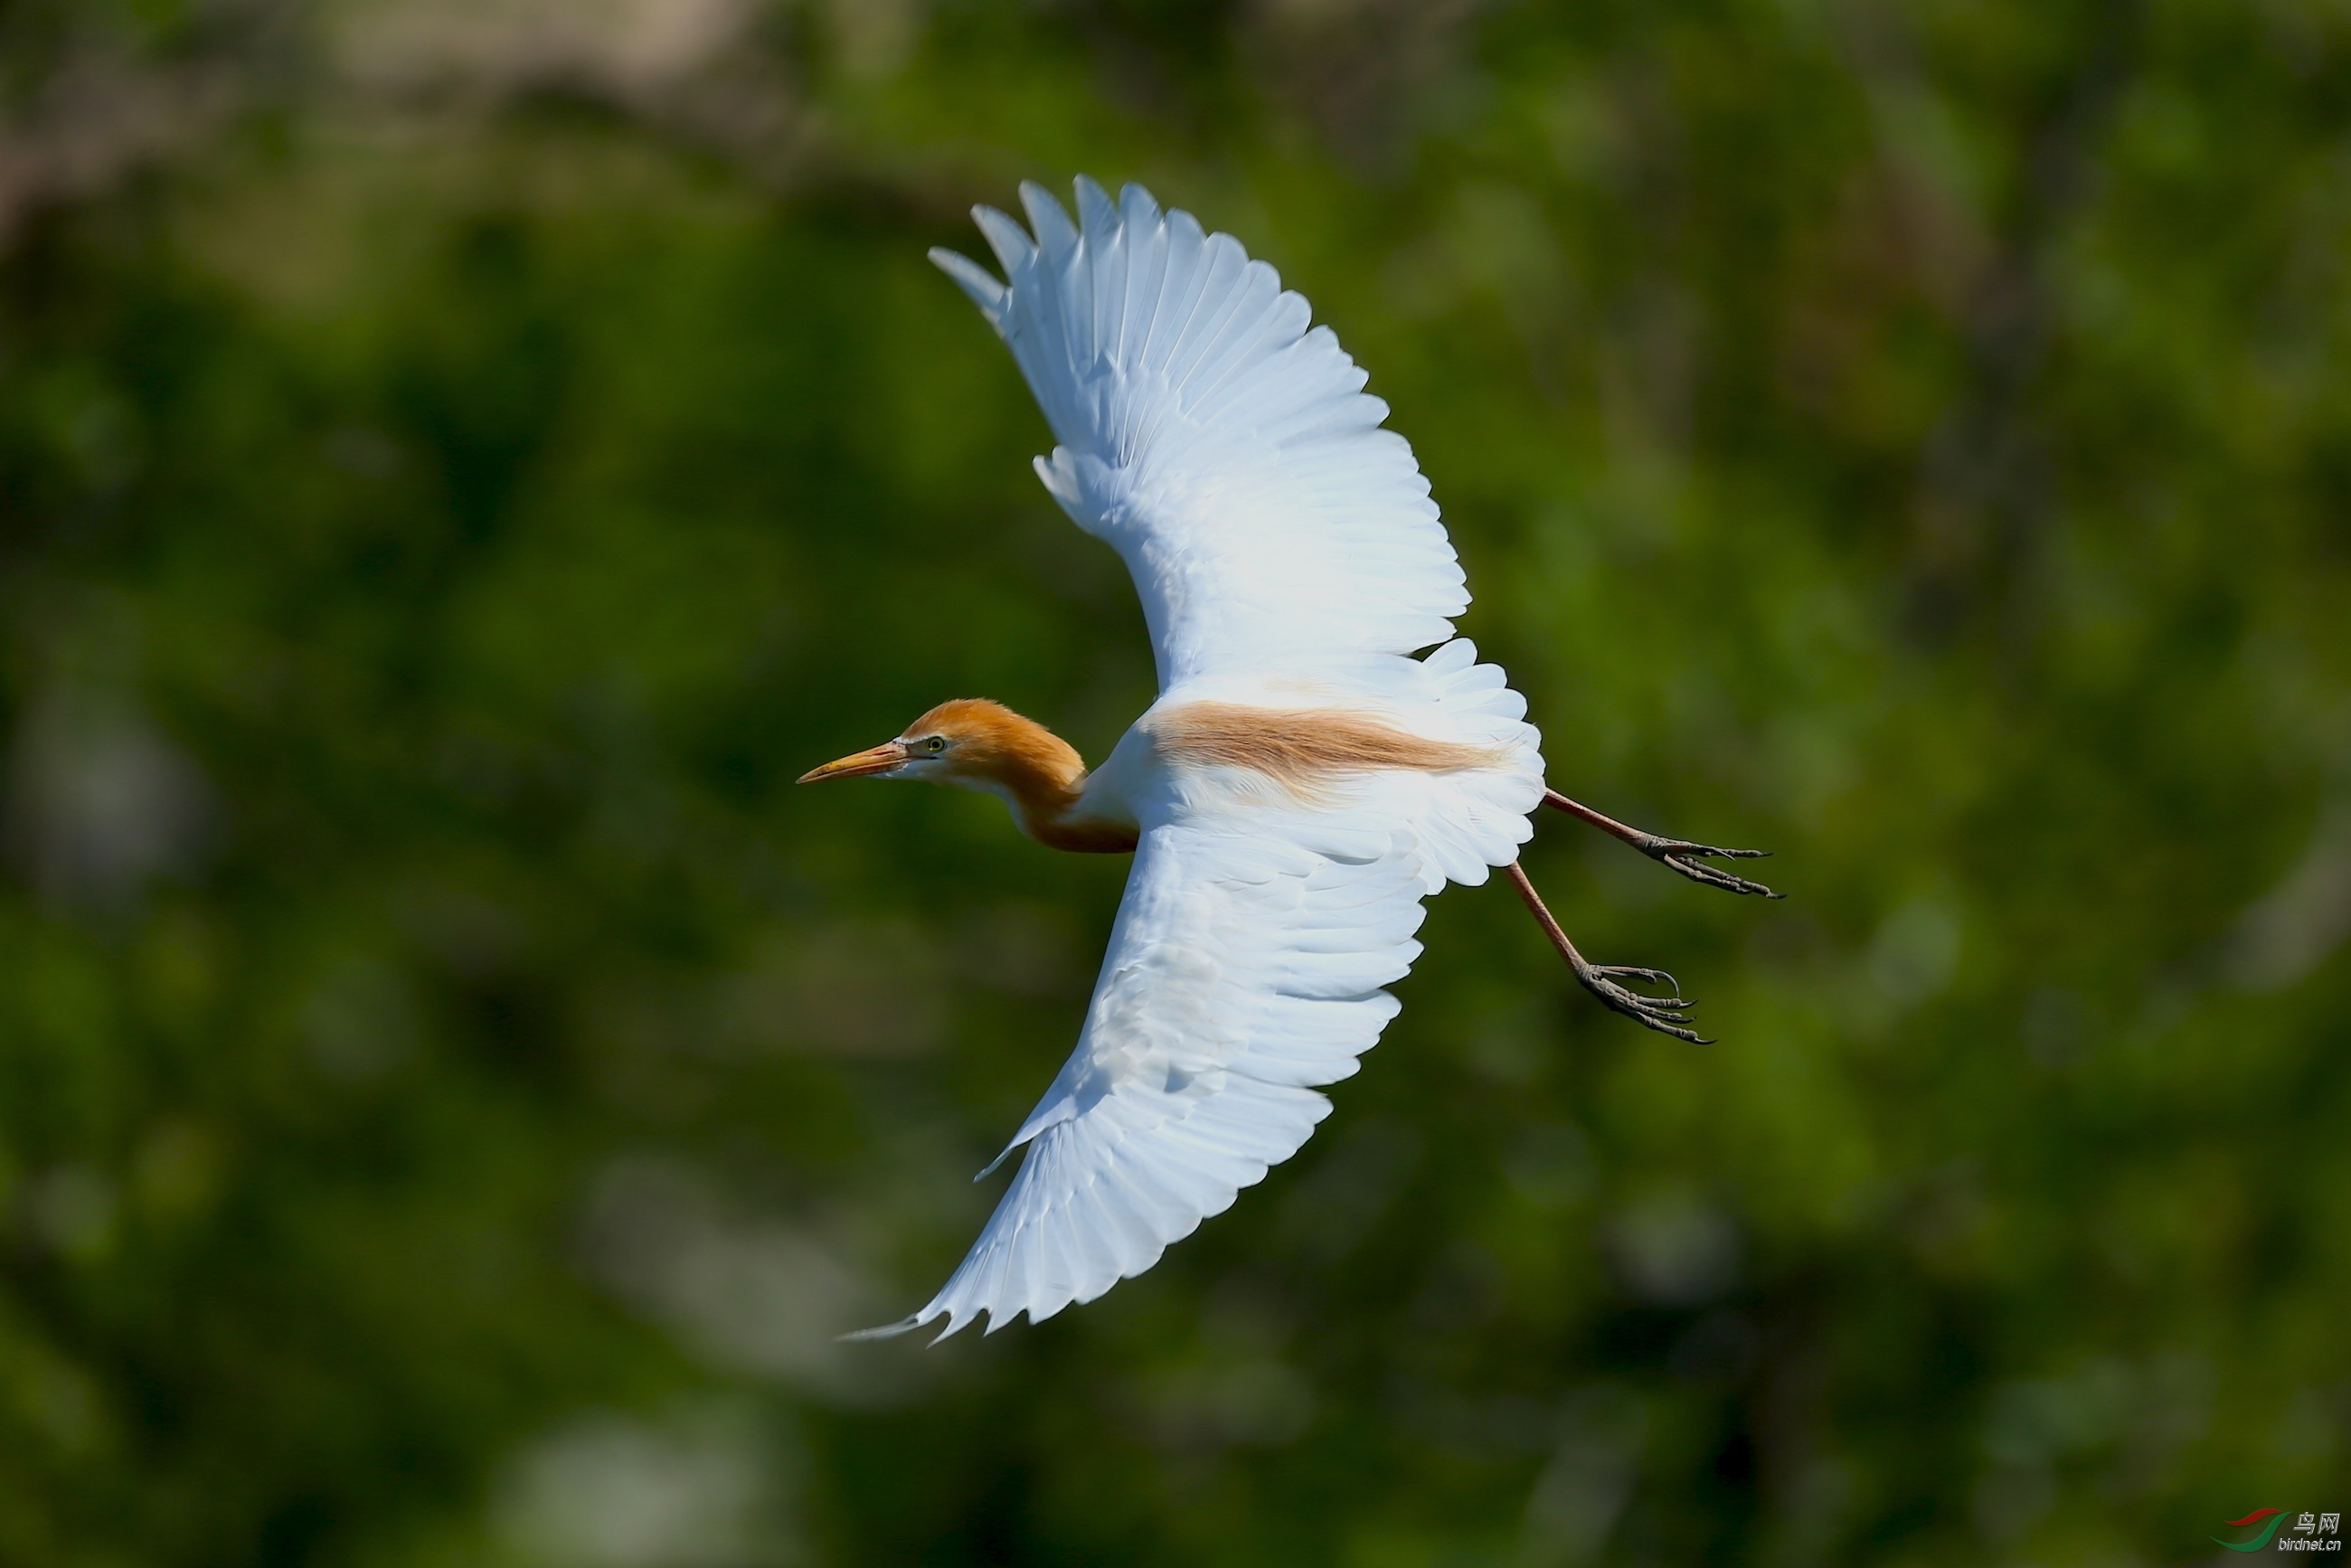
[1,0,2346,1563]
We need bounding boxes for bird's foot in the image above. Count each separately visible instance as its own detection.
[1572,960,1711,1044]
[1503,860,1714,1044]
[1631,835,1780,898]
[1544,791,1781,899]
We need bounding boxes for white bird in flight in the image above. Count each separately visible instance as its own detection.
[803,178,1775,1341]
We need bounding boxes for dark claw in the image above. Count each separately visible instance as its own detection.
[1503,859,1720,1044]
[1574,960,1713,1044]
[1541,793,1784,900]
[1592,963,1680,997]
[1643,838,1783,899]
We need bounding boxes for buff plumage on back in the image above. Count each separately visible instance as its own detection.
[929,178,1467,691]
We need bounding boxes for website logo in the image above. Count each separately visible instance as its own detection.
[2214,1510,2343,1554]
[2217,1512,2291,1553]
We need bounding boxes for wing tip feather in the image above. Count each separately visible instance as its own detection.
[930,246,1008,323]
[836,1315,925,1343]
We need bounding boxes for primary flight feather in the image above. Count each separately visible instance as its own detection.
[803,177,1776,1342]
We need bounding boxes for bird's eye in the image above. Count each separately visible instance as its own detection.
[925,736,947,753]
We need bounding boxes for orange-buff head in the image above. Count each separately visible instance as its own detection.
[798,698,1086,803]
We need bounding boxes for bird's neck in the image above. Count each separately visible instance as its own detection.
[966,711,1139,855]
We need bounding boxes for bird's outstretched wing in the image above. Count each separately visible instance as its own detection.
[852,811,1429,1339]
[860,179,1546,1339]
[930,177,1464,691]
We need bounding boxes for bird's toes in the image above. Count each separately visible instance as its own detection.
[1592,963,1679,991]
[1587,977,1712,1041]
[1585,971,1695,1021]
[1615,1004,1713,1044]
[1652,838,1772,864]
[1663,855,1782,899]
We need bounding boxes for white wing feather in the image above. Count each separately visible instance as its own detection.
[930,177,1467,690]
[858,180,1547,1339]
[856,812,1428,1340]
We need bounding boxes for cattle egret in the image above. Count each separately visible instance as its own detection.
[804,179,1776,1341]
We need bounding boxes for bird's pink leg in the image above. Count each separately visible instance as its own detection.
[1504,861,1711,1044]
[1544,790,1780,899]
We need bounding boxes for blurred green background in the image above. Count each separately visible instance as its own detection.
[2,0,2346,1563]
